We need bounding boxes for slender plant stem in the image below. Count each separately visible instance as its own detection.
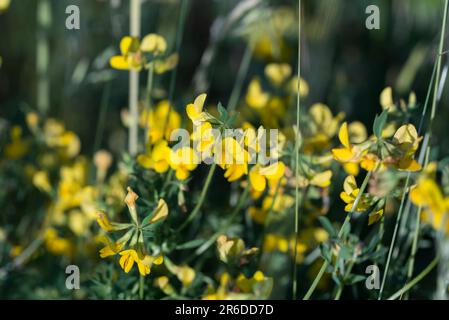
[405,205,421,290]
[395,62,436,253]
[36,0,51,115]
[334,261,355,300]
[178,163,217,231]
[304,170,373,300]
[139,275,144,299]
[292,0,302,300]
[388,255,440,300]
[227,42,253,113]
[93,83,111,154]
[163,0,190,134]
[144,63,154,147]
[401,0,449,295]
[378,174,411,299]
[129,0,141,156]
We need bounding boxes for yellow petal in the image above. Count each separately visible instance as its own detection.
[150,199,169,223]
[338,122,350,148]
[380,87,395,110]
[120,36,139,55]
[110,56,129,70]
[369,209,384,225]
[309,170,332,188]
[343,175,358,194]
[249,166,267,192]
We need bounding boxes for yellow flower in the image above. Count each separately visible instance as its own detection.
[216,235,258,263]
[360,153,380,172]
[249,162,286,192]
[245,78,269,109]
[169,147,199,180]
[192,122,215,153]
[309,170,333,188]
[147,199,169,224]
[264,63,291,86]
[380,87,396,111]
[154,53,179,74]
[410,179,449,233]
[110,34,167,71]
[140,100,181,144]
[96,212,114,232]
[94,150,113,181]
[289,76,309,97]
[174,265,196,287]
[340,175,370,212]
[33,170,52,193]
[44,228,74,257]
[393,124,421,156]
[4,126,28,160]
[263,234,289,253]
[99,240,125,258]
[332,122,364,163]
[186,93,208,123]
[0,0,10,12]
[223,164,248,182]
[137,140,171,173]
[119,249,163,276]
[139,33,167,55]
[236,271,266,292]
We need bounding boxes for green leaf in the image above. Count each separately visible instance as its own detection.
[318,216,337,237]
[217,102,228,121]
[373,109,389,139]
[176,239,206,250]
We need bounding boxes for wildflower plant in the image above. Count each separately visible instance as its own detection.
[2,0,449,302]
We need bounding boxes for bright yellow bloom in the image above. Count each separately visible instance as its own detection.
[380,87,396,111]
[0,0,10,12]
[96,212,114,232]
[309,170,333,188]
[264,63,291,86]
[110,34,167,71]
[289,76,309,97]
[137,140,171,173]
[186,93,208,123]
[410,178,449,233]
[340,175,370,212]
[332,122,364,163]
[140,100,181,144]
[169,147,199,180]
[4,126,28,160]
[148,199,169,224]
[119,249,163,276]
[249,162,286,192]
[246,78,269,109]
[99,239,125,258]
[192,121,215,153]
[33,170,52,193]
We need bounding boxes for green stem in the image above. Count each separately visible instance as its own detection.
[144,63,154,148]
[129,0,141,156]
[303,170,373,300]
[139,275,144,299]
[378,174,411,299]
[227,43,253,113]
[93,83,111,154]
[334,261,355,300]
[292,0,302,300]
[178,163,217,231]
[388,255,440,300]
[36,0,51,115]
[400,0,449,296]
[163,0,190,134]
